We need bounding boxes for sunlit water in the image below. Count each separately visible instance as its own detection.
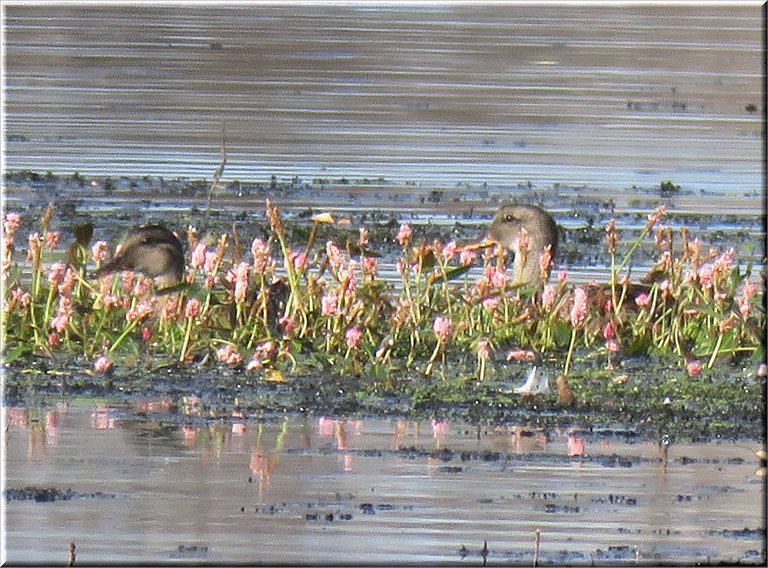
[3,5,763,194]
[3,403,765,565]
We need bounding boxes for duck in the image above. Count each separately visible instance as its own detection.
[482,204,559,289]
[94,225,185,290]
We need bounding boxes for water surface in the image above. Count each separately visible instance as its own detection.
[4,5,763,194]
[4,403,764,564]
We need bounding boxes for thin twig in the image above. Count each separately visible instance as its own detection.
[204,121,227,224]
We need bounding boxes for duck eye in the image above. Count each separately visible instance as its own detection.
[504,215,516,222]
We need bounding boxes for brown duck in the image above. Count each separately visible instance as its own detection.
[479,204,559,289]
[94,225,185,289]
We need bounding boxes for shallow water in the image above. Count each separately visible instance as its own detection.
[3,403,765,565]
[4,5,763,194]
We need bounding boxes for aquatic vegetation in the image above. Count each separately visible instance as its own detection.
[1,203,765,393]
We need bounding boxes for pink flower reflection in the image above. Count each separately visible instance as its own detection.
[7,407,29,428]
[45,411,59,447]
[431,419,449,449]
[317,416,337,437]
[90,405,116,429]
[181,425,198,446]
[567,430,585,457]
[250,450,277,497]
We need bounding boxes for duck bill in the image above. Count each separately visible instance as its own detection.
[454,236,499,253]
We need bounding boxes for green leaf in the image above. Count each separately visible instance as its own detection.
[2,343,32,363]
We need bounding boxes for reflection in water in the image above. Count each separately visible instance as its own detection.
[4,402,765,565]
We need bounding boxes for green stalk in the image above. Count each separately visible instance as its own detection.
[179,315,195,362]
[706,332,724,369]
[563,327,578,377]
[109,320,137,353]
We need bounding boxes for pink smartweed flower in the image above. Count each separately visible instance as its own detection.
[57,267,78,297]
[51,297,74,329]
[3,212,22,236]
[713,248,734,279]
[160,296,179,321]
[91,241,109,264]
[557,270,568,284]
[476,338,492,361]
[432,316,453,345]
[634,293,651,308]
[289,250,308,273]
[133,274,152,297]
[602,321,615,340]
[345,326,363,350]
[93,355,114,374]
[251,238,271,273]
[541,284,556,310]
[2,241,13,273]
[191,241,207,270]
[184,297,201,319]
[246,340,277,371]
[606,339,620,353]
[44,231,60,251]
[141,326,152,342]
[739,281,759,317]
[395,223,412,247]
[655,227,670,253]
[506,349,537,362]
[48,332,60,346]
[47,262,67,287]
[226,261,250,303]
[7,287,32,312]
[441,241,457,262]
[344,262,358,296]
[187,225,199,249]
[538,245,554,278]
[203,251,218,274]
[459,248,476,266]
[99,293,121,311]
[518,227,530,258]
[646,205,666,229]
[686,360,702,377]
[358,227,369,247]
[698,263,715,287]
[362,256,378,278]
[482,265,507,290]
[321,293,339,317]
[217,344,243,365]
[326,241,344,272]
[718,315,737,334]
[279,315,295,335]
[570,287,588,328]
[26,232,41,264]
[482,296,500,313]
[120,271,135,294]
[126,299,154,323]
